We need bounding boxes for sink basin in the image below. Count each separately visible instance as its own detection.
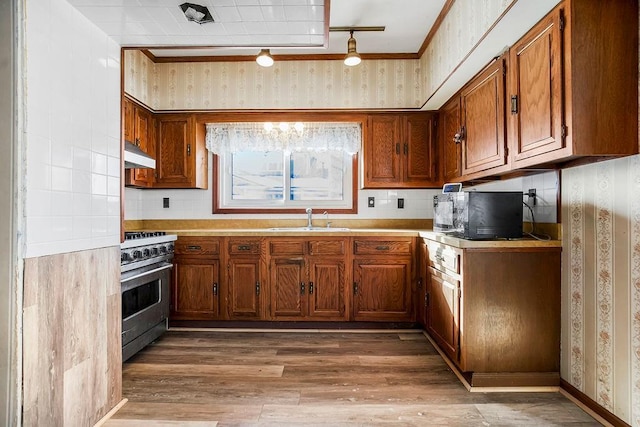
[269,227,350,232]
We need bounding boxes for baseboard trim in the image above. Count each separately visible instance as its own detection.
[423,331,560,392]
[559,379,628,427]
[93,398,128,427]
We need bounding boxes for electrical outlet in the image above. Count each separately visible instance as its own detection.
[397,198,404,209]
[527,189,536,206]
[163,197,170,208]
[368,196,375,207]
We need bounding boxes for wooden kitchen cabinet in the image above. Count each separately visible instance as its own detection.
[172,237,221,320]
[509,0,638,168]
[423,238,561,387]
[415,238,428,328]
[153,114,207,189]
[459,56,509,179]
[268,237,348,321]
[225,238,264,320]
[124,98,156,188]
[352,238,413,322]
[439,97,462,182]
[363,113,439,188]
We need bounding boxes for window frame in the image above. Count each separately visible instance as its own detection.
[213,153,359,214]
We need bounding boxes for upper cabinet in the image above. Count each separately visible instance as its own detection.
[124,98,156,188]
[154,115,207,189]
[508,10,563,165]
[363,112,440,188]
[123,101,208,189]
[441,0,638,181]
[439,97,461,182]
[460,57,508,179]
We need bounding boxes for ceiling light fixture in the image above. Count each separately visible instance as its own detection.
[256,49,274,67]
[179,3,214,25]
[344,30,361,67]
[329,26,385,67]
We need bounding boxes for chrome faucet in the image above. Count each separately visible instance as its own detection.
[306,207,313,228]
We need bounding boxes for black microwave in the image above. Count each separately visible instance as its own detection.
[433,191,523,240]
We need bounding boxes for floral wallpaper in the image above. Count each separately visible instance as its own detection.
[149,59,423,110]
[562,155,640,425]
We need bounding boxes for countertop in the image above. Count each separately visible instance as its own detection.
[163,228,561,249]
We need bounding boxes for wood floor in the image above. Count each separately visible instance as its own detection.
[106,330,600,426]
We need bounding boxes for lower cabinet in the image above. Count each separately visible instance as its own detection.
[225,238,264,320]
[172,237,221,320]
[268,238,348,321]
[352,238,413,322]
[423,238,561,387]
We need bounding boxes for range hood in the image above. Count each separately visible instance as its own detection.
[124,140,156,169]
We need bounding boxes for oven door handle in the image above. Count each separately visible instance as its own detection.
[121,263,173,283]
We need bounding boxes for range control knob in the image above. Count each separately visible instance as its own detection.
[167,243,175,253]
[142,248,150,258]
[132,250,142,260]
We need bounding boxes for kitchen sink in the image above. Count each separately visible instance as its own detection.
[269,227,350,232]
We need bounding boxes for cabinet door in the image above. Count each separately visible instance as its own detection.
[353,259,412,321]
[509,10,563,163]
[155,117,192,187]
[460,58,507,176]
[426,267,459,362]
[269,258,306,319]
[404,114,439,186]
[227,258,262,319]
[440,97,462,181]
[364,115,402,187]
[308,258,346,320]
[172,257,219,320]
[124,103,156,187]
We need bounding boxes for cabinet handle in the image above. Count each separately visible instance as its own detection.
[237,245,251,251]
[300,282,305,295]
[187,143,191,156]
[187,245,201,251]
[510,95,518,114]
[309,281,314,294]
[375,245,390,251]
[353,282,358,295]
[417,277,422,289]
[213,282,218,296]
[256,281,260,296]
[135,138,140,147]
[404,143,408,155]
[425,292,430,307]
[395,143,400,155]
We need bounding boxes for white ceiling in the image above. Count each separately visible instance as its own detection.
[67,0,447,57]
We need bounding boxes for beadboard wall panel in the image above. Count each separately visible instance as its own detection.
[22,246,121,427]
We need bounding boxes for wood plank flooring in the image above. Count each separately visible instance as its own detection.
[106,330,600,426]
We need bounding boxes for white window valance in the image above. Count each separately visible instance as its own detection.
[205,122,361,154]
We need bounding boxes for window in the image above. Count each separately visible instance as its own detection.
[207,122,360,213]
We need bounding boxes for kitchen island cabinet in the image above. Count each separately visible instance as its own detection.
[421,234,561,387]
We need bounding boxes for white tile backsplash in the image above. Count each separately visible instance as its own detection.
[24,0,121,258]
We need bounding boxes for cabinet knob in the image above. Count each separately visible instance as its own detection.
[309,282,314,294]
[300,282,305,295]
[255,281,260,296]
[213,282,218,295]
[353,282,358,295]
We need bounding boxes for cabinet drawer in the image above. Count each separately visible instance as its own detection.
[353,239,412,255]
[308,239,346,256]
[426,241,460,275]
[269,240,305,255]
[175,237,220,255]
[227,239,261,255]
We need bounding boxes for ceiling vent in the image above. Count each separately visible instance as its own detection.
[179,3,214,25]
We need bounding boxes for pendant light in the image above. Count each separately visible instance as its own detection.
[343,30,361,66]
[256,49,274,67]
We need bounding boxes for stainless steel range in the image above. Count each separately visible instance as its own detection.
[121,231,177,361]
